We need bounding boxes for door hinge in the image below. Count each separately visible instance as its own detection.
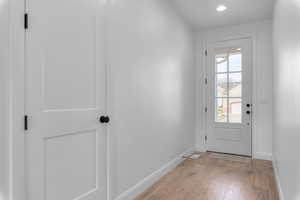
[205,49,207,56]
[24,115,28,131]
[24,13,28,30]
[205,106,208,113]
[205,78,208,85]
[205,135,207,142]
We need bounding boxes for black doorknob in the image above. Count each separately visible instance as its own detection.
[99,116,106,123]
[105,116,110,123]
[246,111,251,115]
[99,116,110,123]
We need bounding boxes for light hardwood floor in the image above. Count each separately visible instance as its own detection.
[134,152,279,200]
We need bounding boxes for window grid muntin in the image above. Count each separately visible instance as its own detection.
[215,48,242,123]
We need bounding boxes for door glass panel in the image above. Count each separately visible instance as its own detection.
[229,73,242,97]
[229,51,242,72]
[229,98,242,123]
[216,74,228,97]
[216,54,227,73]
[216,98,228,123]
[215,48,243,124]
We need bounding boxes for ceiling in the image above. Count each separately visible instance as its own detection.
[170,0,274,30]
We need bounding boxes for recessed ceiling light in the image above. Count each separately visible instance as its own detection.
[216,5,227,12]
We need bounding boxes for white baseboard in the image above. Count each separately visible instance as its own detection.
[272,157,285,200]
[114,147,195,200]
[195,146,206,153]
[195,149,273,161]
[252,152,272,160]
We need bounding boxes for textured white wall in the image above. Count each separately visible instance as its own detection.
[273,0,300,199]
[0,0,10,198]
[195,21,273,160]
[107,0,195,198]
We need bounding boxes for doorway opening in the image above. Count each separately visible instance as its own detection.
[205,38,253,156]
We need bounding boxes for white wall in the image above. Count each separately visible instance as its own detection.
[109,0,195,198]
[195,21,273,160]
[0,0,10,198]
[107,0,195,199]
[1,0,194,198]
[273,0,300,199]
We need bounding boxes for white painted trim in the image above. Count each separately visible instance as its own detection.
[204,35,254,156]
[252,152,272,160]
[272,157,285,200]
[196,21,273,159]
[9,0,26,198]
[10,2,112,200]
[195,146,207,153]
[104,2,111,200]
[114,147,195,200]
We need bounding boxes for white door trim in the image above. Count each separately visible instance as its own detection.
[205,38,253,156]
[9,0,111,199]
[9,0,26,198]
[203,34,257,157]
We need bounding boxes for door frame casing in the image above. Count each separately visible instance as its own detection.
[199,33,257,157]
[9,0,111,199]
[205,37,253,156]
[9,0,26,198]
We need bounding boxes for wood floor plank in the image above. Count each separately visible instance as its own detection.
[134,152,279,200]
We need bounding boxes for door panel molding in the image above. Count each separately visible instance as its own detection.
[24,0,108,199]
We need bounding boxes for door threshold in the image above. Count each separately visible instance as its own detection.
[207,151,252,158]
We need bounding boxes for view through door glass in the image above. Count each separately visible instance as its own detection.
[215,48,242,123]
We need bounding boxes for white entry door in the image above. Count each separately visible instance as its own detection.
[25,0,107,199]
[206,38,252,156]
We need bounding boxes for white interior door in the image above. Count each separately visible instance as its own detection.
[206,38,252,156]
[25,0,108,199]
